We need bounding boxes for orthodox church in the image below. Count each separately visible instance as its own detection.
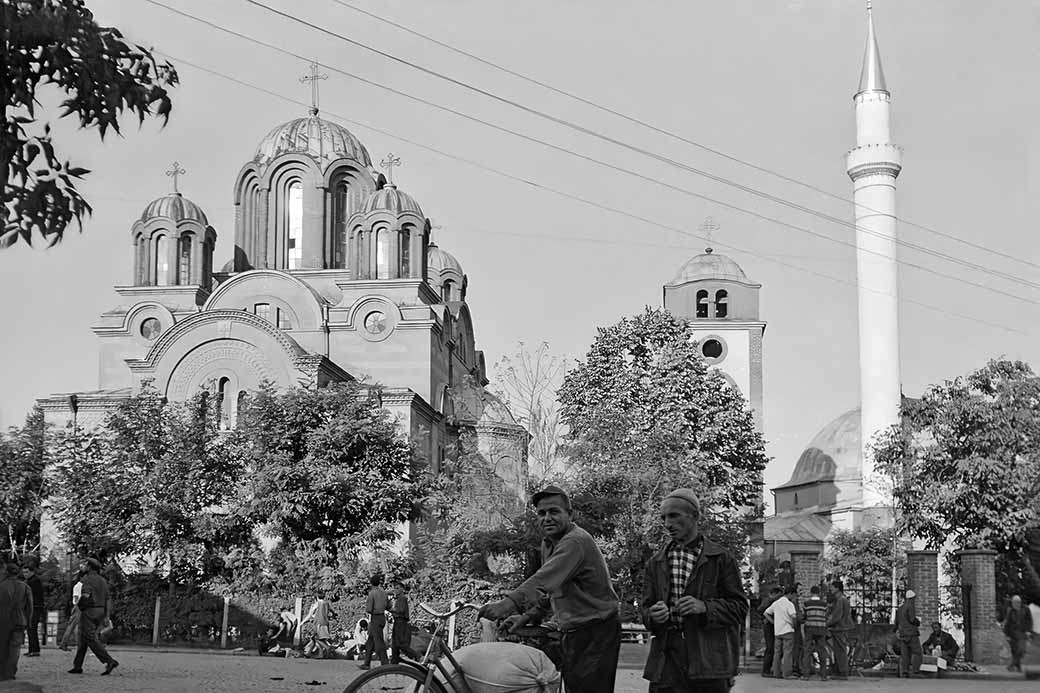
[38,98,529,548]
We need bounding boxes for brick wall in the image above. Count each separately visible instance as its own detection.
[958,549,1003,663]
[907,550,939,628]
[791,551,822,600]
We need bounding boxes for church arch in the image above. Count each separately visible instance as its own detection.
[204,269,326,330]
[714,289,729,318]
[696,289,709,318]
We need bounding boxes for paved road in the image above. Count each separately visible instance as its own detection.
[7,648,1037,692]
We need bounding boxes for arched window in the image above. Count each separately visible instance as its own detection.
[376,228,390,278]
[254,303,272,323]
[179,234,193,285]
[134,235,147,285]
[276,308,292,330]
[155,235,170,285]
[715,290,729,318]
[442,279,453,302]
[793,492,799,507]
[217,377,232,430]
[400,229,411,277]
[695,289,709,318]
[287,182,303,269]
[235,391,247,428]
[333,178,367,269]
[355,230,366,278]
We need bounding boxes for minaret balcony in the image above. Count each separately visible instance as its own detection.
[845,143,902,181]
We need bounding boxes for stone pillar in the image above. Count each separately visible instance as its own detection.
[906,550,939,628]
[790,551,822,599]
[958,549,1003,663]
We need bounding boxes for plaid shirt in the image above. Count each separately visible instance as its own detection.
[666,535,703,626]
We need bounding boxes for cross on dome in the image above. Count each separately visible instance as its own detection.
[699,217,720,253]
[380,153,402,185]
[299,61,328,115]
[165,161,186,193]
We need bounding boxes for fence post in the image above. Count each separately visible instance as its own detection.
[294,596,303,648]
[220,595,230,649]
[152,596,161,646]
[744,608,751,665]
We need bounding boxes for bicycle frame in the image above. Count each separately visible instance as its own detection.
[401,601,482,693]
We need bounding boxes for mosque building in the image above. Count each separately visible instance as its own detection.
[38,91,529,552]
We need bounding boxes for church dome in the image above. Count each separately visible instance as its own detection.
[427,242,463,275]
[362,185,423,216]
[775,408,861,489]
[254,113,372,168]
[669,248,750,285]
[139,192,208,225]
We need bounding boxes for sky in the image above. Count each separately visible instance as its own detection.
[2,0,1039,501]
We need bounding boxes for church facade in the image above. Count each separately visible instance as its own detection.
[38,106,529,547]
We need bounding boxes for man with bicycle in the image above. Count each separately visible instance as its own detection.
[479,485,622,693]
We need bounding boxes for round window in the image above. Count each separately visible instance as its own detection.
[140,317,162,341]
[363,311,388,335]
[701,338,724,360]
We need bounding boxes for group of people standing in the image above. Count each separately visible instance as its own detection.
[760,580,856,681]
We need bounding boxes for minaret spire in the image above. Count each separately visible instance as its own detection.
[858,0,888,94]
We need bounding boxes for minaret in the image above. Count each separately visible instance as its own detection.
[846,1,902,507]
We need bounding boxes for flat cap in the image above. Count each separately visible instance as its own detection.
[663,488,701,515]
[84,557,102,571]
[531,484,570,508]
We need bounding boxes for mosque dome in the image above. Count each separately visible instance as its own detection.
[427,241,464,276]
[139,192,208,225]
[668,247,751,285]
[775,408,861,489]
[254,113,372,168]
[362,184,423,216]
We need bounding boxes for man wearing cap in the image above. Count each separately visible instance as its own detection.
[895,590,922,678]
[0,561,33,681]
[479,485,621,693]
[641,489,748,693]
[68,558,118,676]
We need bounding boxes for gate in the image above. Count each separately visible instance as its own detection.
[961,583,974,661]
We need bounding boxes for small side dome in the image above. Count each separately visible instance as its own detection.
[139,192,208,225]
[362,184,423,217]
[255,114,372,168]
[669,247,750,285]
[427,241,463,275]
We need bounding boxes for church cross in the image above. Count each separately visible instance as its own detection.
[299,62,328,114]
[380,153,402,185]
[165,161,186,193]
[699,217,720,250]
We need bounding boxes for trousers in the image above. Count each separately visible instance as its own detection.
[0,629,24,681]
[560,615,621,693]
[27,608,43,653]
[363,616,388,666]
[649,631,733,693]
[72,609,114,669]
[898,636,922,676]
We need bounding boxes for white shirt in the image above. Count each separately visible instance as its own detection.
[764,595,799,636]
[72,581,83,607]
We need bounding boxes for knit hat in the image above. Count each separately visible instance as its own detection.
[663,488,701,516]
[906,590,916,599]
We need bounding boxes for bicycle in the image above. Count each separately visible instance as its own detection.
[343,600,481,693]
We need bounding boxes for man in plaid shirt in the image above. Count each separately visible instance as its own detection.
[641,489,748,693]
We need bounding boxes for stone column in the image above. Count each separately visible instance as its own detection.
[790,551,822,599]
[906,550,939,628]
[957,549,1003,663]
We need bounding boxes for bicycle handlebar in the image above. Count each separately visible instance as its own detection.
[417,601,484,619]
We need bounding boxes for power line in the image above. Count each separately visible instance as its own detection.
[235,0,1040,291]
[327,0,1040,274]
[153,50,1034,337]
[141,0,1040,307]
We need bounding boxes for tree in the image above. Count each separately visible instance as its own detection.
[824,527,908,624]
[0,406,47,558]
[557,308,769,605]
[2,0,178,247]
[493,341,569,483]
[873,359,1040,604]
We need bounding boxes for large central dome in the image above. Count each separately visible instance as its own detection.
[254,113,372,168]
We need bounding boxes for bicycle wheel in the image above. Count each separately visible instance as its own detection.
[343,664,448,693]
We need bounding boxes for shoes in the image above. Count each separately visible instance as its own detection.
[67,668,83,674]
[761,672,774,678]
[102,660,119,676]
[24,652,40,657]
[357,664,370,670]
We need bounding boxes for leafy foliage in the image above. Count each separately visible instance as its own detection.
[0,406,47,557]
[873,359,1040,604]
[2,0,178,247]
[557,308,769,604]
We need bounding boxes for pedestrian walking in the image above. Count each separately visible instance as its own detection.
[639,488,748,693]
[0,561,33,681]
[359,574,389,669]
[826,580,854,680]
[21,562,44,657]
[800,585,830,681]
[389,580,417,664]
[1003,594,1033,673]
[764,585,799,679]
[59,570,84,651]
[67,558,118,676]
[479,485,622,693]
[895,590,922,678]
[759,586,781,677]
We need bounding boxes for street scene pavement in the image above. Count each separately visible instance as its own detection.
[5,648,1037,693]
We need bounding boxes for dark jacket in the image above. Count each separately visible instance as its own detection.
[1003,606,1033,638]
[0,574,33,630]
[26,575,44,612]
[827,592,855,631]
[78,571,109,620]
[895,599,920,638]
[641,537,748,682]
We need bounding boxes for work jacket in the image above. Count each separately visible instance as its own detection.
[640,537,748,682]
